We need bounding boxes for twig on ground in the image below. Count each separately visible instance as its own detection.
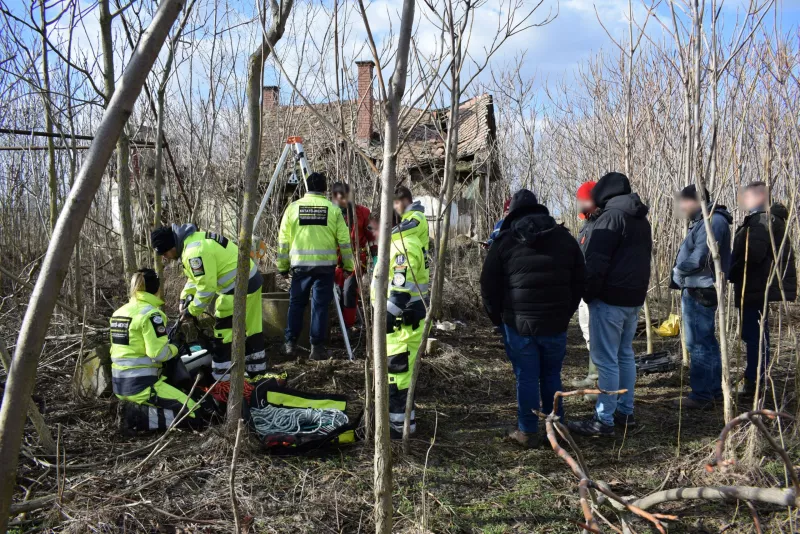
[230,418,244,534]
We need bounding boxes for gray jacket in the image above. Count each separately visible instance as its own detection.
[672,205,732,289]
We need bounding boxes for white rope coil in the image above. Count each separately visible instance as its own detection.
[250,405,349,436]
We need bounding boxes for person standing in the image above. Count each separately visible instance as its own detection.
[278,172,354,361]
[484,198,511,248]
[567,172,652,437]
[670,185,732,409]
[331,181,376,329]
[480,189,585,448]
[393,185,430,259]
[729,182,797,397]
[370,212,428,439]
[151,224,267,382]
[572,180,599,389]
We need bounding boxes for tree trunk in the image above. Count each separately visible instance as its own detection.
[40,0,58,233]
[0,1,187,528]
[225,0,295,433]
[370,1,416,531]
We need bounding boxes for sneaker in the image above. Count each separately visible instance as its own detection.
[671,397,714,410]
[282,340,296,357]
[566,417,615,437]
[613,412,637,428]
[570,375,598,388]
[309,345,330,361]
[505,428,540,449]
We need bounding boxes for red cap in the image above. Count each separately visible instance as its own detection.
[576,181,596,201]
[503,198,512,211]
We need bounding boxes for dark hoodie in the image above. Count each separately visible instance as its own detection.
[730,203,797,306]
[172,223,199,258]
[480,189,586,336]
[583,172,653,307]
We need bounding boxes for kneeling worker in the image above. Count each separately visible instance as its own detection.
[150,224,267,382]
[111,269,204,433]
[371,212,428,438]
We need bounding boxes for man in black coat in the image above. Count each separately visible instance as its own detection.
[567,172,652,437]
[729,182,797,396]
[480,189,585,448]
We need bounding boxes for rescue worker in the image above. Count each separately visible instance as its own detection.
[331,181,376,330]
[370,212,428,439]
[150,224,267,383]
[278,172,354,360]
[110,268,206,433]
[393,186,430,265]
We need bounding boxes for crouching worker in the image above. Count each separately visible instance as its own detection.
[111,269,207,434]
[371,212,429,439]
[151,224,267,383]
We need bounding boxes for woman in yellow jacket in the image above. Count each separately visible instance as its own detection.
[110,268,201,433]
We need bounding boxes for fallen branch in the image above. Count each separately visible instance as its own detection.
[631,486,796,511]
[230,419,244,533]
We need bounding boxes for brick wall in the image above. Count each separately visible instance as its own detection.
[356,61,374,142]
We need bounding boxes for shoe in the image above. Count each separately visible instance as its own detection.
[505,428,540,449]
[282,340,296,357]
[613,412,637,428]
[570,375,598,388]
[309,345,330,361]
[566,417,615,437]
[672,397,713,410]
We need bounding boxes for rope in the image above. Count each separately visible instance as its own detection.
[250,405,349,437]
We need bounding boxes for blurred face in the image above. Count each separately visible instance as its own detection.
[578,199,596,215]
[333,191,348,208]
[161,248,179,262]
[394,198,409,215]
[368,219,381,240]
[740,187,767,212]
[678,197,700,219]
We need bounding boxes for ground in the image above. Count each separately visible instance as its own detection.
[6,314,799,533]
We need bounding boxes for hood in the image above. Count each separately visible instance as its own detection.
[771,203,789,221]
[501,189,542,230]
[604,193,649,218]
[405,200,425,214]
[510,211,558,246]
[592,172,631,208]
[692,204,733,225]
[172,223,198,257]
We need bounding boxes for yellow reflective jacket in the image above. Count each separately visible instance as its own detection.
[277,192,354,273]
[109,292,178,397]
[373,232,429,320]
[178,228,258,317]
[393,200,430,282]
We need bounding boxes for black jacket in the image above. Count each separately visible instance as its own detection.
[577,211,599,255]
[583,173,653,307]
[729,203,797,307]
[480,200,586,337]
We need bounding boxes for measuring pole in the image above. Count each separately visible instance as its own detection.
[255,137,354,361]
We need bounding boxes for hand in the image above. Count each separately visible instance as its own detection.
[179,307,192,324]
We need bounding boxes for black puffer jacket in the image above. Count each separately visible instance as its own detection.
[729,203,797,307]
[480,190,586,336]
[583,172,653,307]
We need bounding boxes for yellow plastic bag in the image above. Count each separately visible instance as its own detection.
[654,313,680,337]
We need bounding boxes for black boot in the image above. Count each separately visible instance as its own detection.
[566,416,615,438]
[310,345,330,361]
[283,340,296,357]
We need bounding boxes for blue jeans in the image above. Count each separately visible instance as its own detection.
[682,290,722,401]
[285,269,334,346]
[741,305,769,383]
[502,324,567,433]
[589,300,639,425]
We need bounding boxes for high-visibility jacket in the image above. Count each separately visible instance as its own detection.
[110,292,178,397]
[373,232,429,326]
[277,192,354,273]
[178,229,259,317]
[394,200,430,278]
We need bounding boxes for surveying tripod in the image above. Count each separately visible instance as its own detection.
[252,137,354,361]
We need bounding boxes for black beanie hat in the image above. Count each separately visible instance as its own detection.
[679,184,709,201]
[306,172,327,193]
[508,188,539,213]
[137,268,161,294]
[150,226,175,255]
[331,181,349,195]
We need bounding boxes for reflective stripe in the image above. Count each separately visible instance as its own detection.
[213,361,233,371]
[386,301,403,316]
[185,241,201,250]
[111,356,155,367]
[278,243,289,251]
[219,281,235,294]
[217,271,236,286]
[111,366,159,378]
[154,345,172,362]
[339,243,352,249]
[249,264,258,278]
[184,282,197,289]
[277,253,289,259]
[148,407,159,430]
[138,305,155,315]
[164,410,175,429]
[290,249,337,255]
[389,411,415,422]
[291,259,337,267]
[196,290,215,299]
[193,300,209,310]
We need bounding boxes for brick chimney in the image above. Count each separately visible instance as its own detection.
[262,85,279,109]
[355,61,374,142]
